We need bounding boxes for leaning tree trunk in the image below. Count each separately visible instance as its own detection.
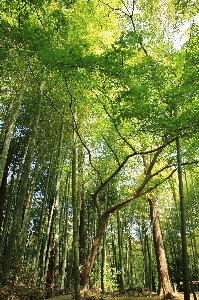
[80,216,107,296]
[148,197,173,297]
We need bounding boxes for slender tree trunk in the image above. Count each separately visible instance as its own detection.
[176,137,190,300]
[146,234,153,293]
[79,146,86,270]
[184,171,199,280]
[0,68,28,186]
[53,110,65,294]
[32,150,54,285]
[101,226,106,293]
[0,81,41,282]
[66,248,73,292]
[72,128,80,300]
[18,156,40,256]
[60,176,70,291]
[79,188,86,267]
[148,197,173,297]
[117,210,125,291]
[0,154,9,231]
[43,199,55,287]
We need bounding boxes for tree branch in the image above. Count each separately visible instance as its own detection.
[64,78,103,185]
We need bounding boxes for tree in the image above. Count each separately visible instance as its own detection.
[1,0,199,297]
[148,197,173,297]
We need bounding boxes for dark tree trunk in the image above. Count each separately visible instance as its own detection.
[0,154,9,230]
[46,238,54,298]
[148,197,173,297]
[79,188,86,268]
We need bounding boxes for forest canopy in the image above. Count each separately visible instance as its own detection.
[0,0,199,299]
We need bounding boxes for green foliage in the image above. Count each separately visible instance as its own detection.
[1,0,199,295]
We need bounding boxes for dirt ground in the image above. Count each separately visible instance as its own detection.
[50,293,199,300]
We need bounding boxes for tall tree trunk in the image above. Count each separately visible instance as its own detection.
[148,197,173,297]
[32,149,54,285]
[0,80,41,282]
[44,199,55,288]
[0,68,28,186]
[176,137,190,300]
[18,156,40,257]
[60,176,70,291]
[146,234,153,293]
[0,153,9,231]
[101,228,106,293]
[80,216,106,295]
[79,146,86,270]
[184,171,199,280]
[72,128,80,300]
[53,109,65,294]
[79,188,86,267]
[117,210,125,291]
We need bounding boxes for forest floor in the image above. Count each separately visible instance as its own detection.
[50,291,199,300]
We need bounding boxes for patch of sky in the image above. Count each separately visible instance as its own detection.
[173,15,199,50]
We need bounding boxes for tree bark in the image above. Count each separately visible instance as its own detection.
[80,216,106,296]
[72,128,81,300]
[148,197,173,297]
[0,68,28,187]
[0,154,9,231]
[176,137,190,300]
[117,210,125,291]
[1,81,41,281]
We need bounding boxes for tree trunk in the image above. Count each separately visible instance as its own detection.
[79,150,163,296]
[117,210,125,291]
[60,177,70,291]
[72,128,81,300]
[176,137,190,300]
[32,150,54,285]
[0,153,9,231]
[0,68,28,186]
[53,109,65,294]
[148,197,173,297]
[18,156,40,257]
[1,81,41,282]
[80,216,106,296]
[101,228,106,293]
[79,188,86,267]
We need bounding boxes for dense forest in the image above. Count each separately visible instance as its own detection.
[0,0,199,299]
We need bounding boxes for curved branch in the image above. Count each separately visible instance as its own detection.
[102,149,161,219]
[102,133,120,166]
